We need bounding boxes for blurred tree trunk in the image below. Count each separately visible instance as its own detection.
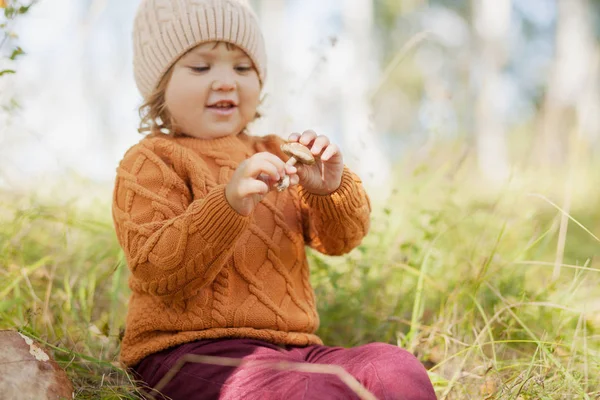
[79,0,127,161]
[537,0,598,281]
[472,0,510,182]
[536,0,599,167]
[341,0,390,191]
[257,0,288,134]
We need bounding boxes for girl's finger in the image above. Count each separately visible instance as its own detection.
[299,130,318,146]
[246,158,280,181]
[321,143,340,162]
[243,178,269,196]
[252,152,289,177]
[289,174,300,186]
[310,135,330,156]
[285,164,297,175]
[256,173,273,186]
[288,132,301,142]
[256,152,286,170]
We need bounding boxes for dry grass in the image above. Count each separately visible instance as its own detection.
[1,149,599,399]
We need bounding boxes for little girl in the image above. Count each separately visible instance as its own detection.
[112,0,436,399]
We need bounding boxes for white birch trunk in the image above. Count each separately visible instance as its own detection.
[340,0,390,192]
[472,0,511,182]
[254,0,289,135]
[538,0,599,165]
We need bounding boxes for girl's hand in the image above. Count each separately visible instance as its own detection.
[226,152,298,216]
[288,130,343,195]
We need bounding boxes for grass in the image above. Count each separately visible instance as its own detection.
[1,148,599,399]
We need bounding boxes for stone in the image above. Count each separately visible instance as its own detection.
[0,330,74,399]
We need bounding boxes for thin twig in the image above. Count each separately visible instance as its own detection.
[527,193,600,243]
[514,260,599,273]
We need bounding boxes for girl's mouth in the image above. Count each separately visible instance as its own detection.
[206,101,237,116]
[207,105,237,116]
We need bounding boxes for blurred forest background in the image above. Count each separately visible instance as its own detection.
[1,0,600,399]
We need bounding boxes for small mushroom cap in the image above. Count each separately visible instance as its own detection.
[281,142,316,165]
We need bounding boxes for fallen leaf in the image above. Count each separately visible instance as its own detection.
[480,379,497,396]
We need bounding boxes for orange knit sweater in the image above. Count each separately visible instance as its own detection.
[112,132,371,367]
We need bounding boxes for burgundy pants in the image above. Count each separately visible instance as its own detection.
[133,339,436,400]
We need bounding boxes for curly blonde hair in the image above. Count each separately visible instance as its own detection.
[137,45,263,137]
[137,65,177,136]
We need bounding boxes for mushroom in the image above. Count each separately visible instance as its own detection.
[275,142,315,192]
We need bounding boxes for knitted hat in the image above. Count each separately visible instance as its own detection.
[132,0,267,100]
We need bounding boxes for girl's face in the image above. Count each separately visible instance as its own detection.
[164,42,261,140]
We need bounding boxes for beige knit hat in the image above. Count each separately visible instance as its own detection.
[132,0,267,100]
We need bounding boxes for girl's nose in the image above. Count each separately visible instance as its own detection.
[211,78,237,91]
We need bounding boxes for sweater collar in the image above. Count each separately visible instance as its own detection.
[171,132,251,152]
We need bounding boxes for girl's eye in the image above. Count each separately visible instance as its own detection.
[235,66,252,73]
[190,66,209,73]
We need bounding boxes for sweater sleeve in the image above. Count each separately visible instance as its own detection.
[298,166,371,255]
[111,140,251,305]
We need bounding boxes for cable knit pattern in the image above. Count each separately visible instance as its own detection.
[112,132,371,367]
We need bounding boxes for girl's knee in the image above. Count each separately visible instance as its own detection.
[361,343,429,377]
[356,343,437,399]
[355,342,414,362]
